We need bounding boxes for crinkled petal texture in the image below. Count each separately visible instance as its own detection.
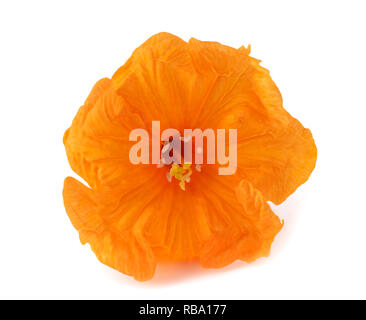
[63,32,317,281]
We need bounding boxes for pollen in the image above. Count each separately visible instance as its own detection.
[169,163,192,191]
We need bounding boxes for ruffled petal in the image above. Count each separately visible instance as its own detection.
[136,185,212,262]
[236,116,317,204]
[112,32,195,131]
[64,78,150,191]
[193,51,317,204]
[237,60,317,204]
[111,34,252,132]
[186,39,251,128]
[200,179,283,268]
[63,177,157,281]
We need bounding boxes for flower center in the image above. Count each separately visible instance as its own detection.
[158,139,201,191]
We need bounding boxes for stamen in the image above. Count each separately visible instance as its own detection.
[157,135,203,190]
[169,163,192,191]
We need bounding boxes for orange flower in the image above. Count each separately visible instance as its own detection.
[63,33,317,281]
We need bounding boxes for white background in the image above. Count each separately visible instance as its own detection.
[1,0,365,300]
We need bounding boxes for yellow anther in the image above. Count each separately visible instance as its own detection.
[169,163,192,191]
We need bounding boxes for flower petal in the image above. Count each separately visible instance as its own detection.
[237,116,317,204]
[63,177,157,281]
[127,182,212,262]
[64,78,149,190]
[198,54,317,204]
[236,60,317,204]
[111,33,196,130]
[200,179,283,268]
